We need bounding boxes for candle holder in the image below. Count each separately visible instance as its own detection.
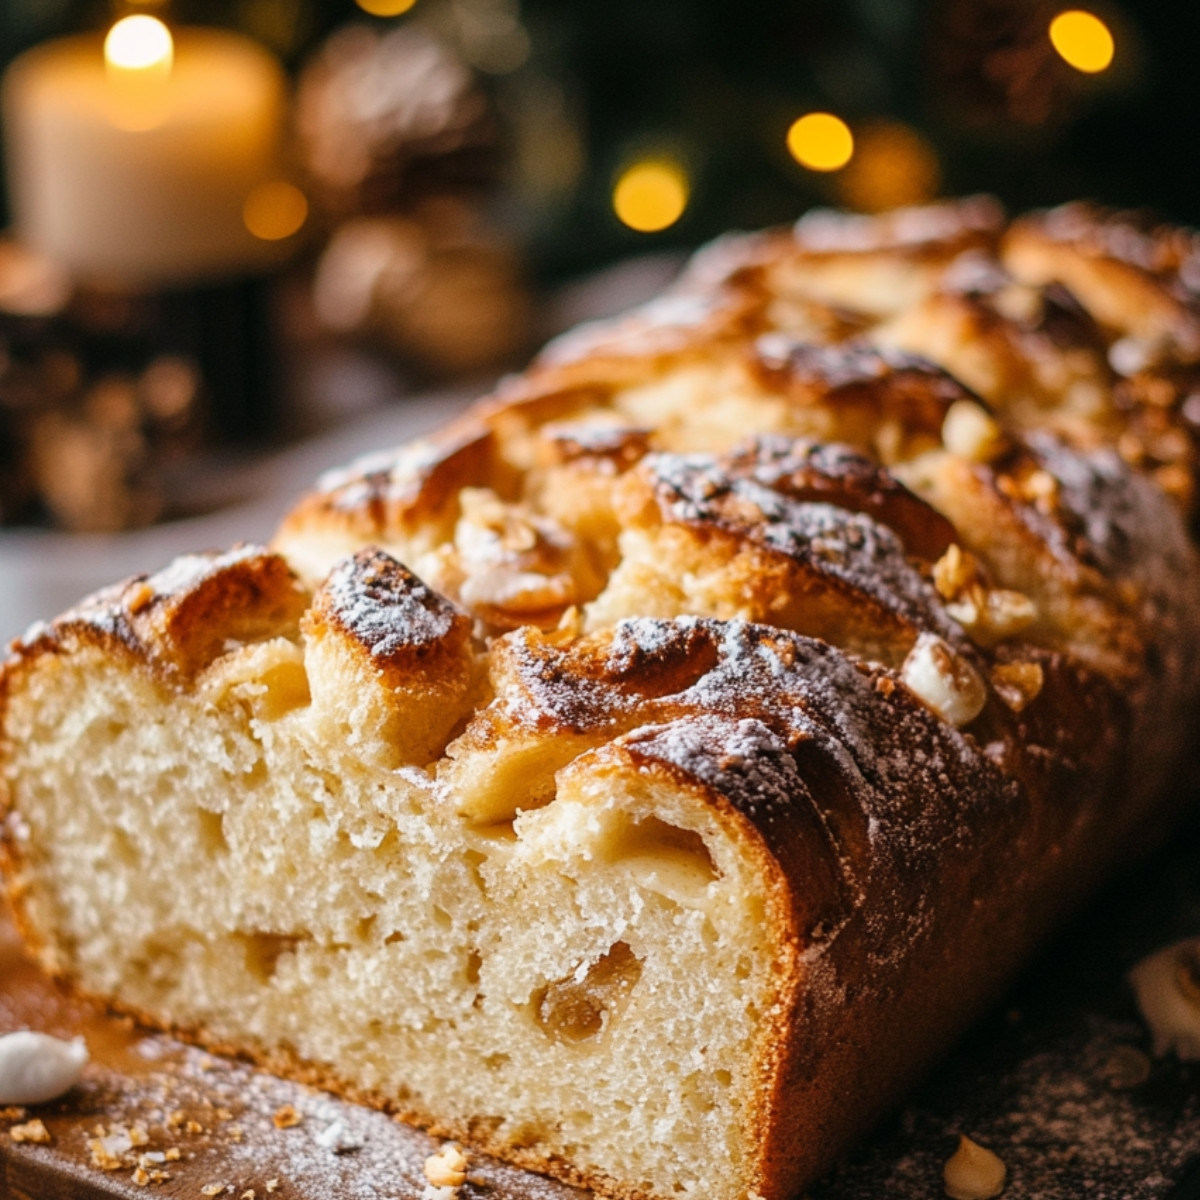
[0,15,303,529]
[157,276,281,445]
[0,239,288,531]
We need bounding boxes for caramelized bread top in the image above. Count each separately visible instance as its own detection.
[6,199,1200,973]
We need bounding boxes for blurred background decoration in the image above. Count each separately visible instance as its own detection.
[0,0,1195,531]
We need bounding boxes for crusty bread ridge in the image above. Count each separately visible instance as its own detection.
[4,199,1200,1200]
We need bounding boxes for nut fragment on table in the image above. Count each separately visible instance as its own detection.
[273,1103,303,1128]
[425,1140,470,1189]
[1129,936,1200,1058]
[9,1117,51,1144]
[944,1134,1007,1199]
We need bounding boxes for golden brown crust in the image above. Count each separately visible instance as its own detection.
[3,544,309,683]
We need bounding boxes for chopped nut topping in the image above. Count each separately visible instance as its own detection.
[932,544,980,601]
[201,1185,226,1198]
[0,1106,27,1122]
[214,1107,234,1122]
[9,1117,51,1144]
[1022,468,1058,504]
[990,661,1044,711]
[265,1182,280,1194]
[132,1165,151,1187]
[1129,937,1200,1059]
[185,1120,204,1134]
[942,400,1006,463]
[424,1141,470,1189]
[450,486,579,621]
[459,566,576,617]
[166,1147,182,1161]
[901,633,987,727]
[272,1104,302,1129]
[126,581,156,614]
[944,1133,1007,1199]
[949,587,1037,645]
[934,547,1037,645]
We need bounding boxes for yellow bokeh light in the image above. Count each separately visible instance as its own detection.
[104,14,173,73]
[355,0,418,16]
[787,112,854,172]
[244,181,309,241]
[613,160,689,233]
[1049,10,1115,73]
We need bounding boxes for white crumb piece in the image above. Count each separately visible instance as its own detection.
[0,1031,88,1105]
[9,1117,51,1144]
[1129,936,1200,1058]
[421,1187,459,1200]
[314,1117,363,1154]
[99,1127,134,1157]
[265,1181,280,1194]
[424,1141,469,1188]
[944,1134,1007,1199]
[88,1135,126,1170]
[200,1185,227,1198]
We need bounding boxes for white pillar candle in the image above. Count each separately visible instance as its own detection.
[2,21,289,289]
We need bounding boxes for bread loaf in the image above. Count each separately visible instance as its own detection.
[4,199,1200,1200]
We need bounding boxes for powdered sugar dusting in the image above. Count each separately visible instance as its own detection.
[142,545,270,601]
[26,1032,588,1200]
[317,549,465,660]
[648,450,965,648]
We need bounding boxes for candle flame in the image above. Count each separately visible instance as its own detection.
[356,0,419,14]
[104,15,173,131]
[105,15,173,75]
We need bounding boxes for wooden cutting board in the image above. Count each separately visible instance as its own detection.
[0,906,586,1200]
[5,811,1200,1200]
